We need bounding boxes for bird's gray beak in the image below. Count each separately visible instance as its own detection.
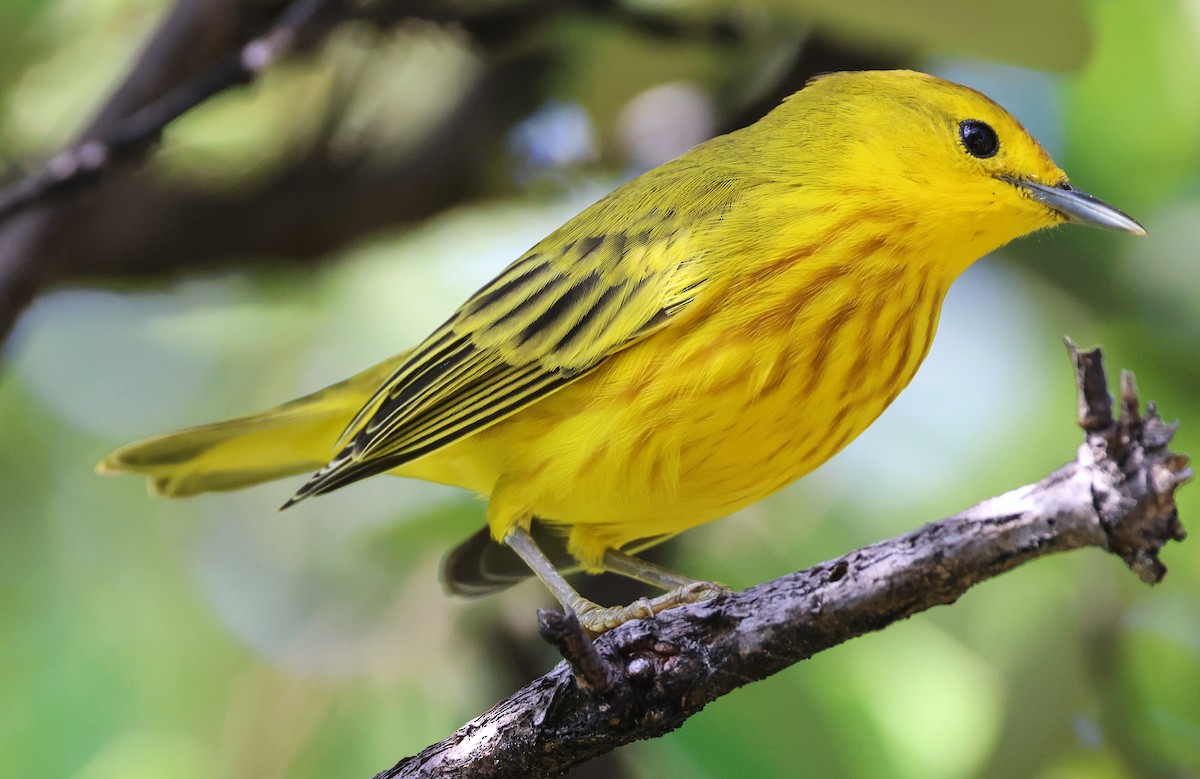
[1006,178,1146,235]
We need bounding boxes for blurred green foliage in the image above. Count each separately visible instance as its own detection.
[1,1,1198,778]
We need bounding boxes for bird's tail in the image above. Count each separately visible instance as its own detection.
[96,351,410,498]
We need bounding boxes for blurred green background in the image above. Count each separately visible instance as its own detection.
[1,0,1198,777]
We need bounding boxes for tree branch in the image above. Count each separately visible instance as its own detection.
[373,342,1190,779]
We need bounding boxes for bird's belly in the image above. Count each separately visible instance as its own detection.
[530,360,894,531]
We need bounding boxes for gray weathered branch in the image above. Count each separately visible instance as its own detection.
[372,342,1190,779]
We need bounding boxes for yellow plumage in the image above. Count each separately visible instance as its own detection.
[99,70,1143,624]
[101,352,409,497]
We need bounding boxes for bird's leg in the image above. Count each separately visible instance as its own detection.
[601,546,725,593]
[504,526,728,634]
[602,546,730,618]
[505,526,650,633]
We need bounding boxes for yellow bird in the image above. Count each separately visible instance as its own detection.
[99,70,1144,632]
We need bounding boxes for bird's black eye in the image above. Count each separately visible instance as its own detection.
[959,119,999,159]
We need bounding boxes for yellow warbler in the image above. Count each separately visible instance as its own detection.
[99,70,1144,632]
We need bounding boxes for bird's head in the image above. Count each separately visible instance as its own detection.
[757,70,1144,273]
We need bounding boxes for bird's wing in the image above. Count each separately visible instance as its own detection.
[287,224,709,502]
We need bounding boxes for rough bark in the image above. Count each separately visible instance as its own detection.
[372,342,1190,779]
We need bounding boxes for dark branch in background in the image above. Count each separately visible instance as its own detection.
[357,0,747,48]
[24,51,553,277]
[0,0,753,229]
[0,0,346,343]
[372,342,1189,779]
[0,0,890,351]
[0,0,343,224]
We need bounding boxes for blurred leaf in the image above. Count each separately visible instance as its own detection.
[1120,598,1200,770]
[1064,0,1200,208]
[4,0,162,152]
[159,24,482,189]
[784,0,1091,71]
[75,731,213,779]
